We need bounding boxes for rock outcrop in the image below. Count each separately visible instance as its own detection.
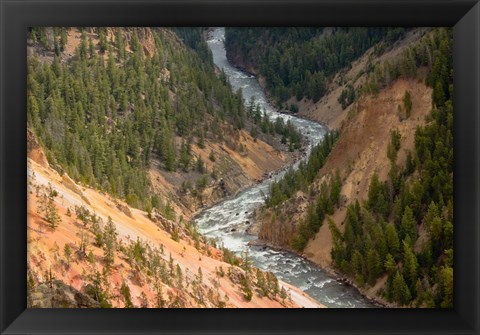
[29,280,101,308]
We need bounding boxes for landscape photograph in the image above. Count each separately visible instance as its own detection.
[26,27,453,308]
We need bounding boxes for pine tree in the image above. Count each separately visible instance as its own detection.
[403,91,412,118]
[392,271,411,305]
[176,264,183,289]
[367,173,388,219]
[120,281,134,308]
[402,241,418,288]
[38,184,61,229]
[366,248,381,285]
[384,253,396,275]
[103,217,117,268]
[424,202,442,244]
[241,249,252,274]
[400,206,416,241]
[85,270,112,308]
[63,244,72,268]
[60,29,68,52]
[438,265,453,308]
[415,279,424,307]
[98,28,108,53]
[386,224,400,257]
[179,141,191,172]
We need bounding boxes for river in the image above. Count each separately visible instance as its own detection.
[195,27,376,308]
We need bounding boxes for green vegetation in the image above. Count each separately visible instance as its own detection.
[37,183,61,229]
[102,217,118,268]
[71,207,233,307]
[338,84,356,110]
[290,172,342,251]
[247,96,302,150]
[63,244,72,268]
[28,27,293,212]
[28,26,453,308]
[266,130,339,208]
[85,269,113,308]
[225,27,406,105]
[26,27,307,309]
[329,28,453,307]
[120,281,134,308]
[362,28,452,98]
[258,28,453,307]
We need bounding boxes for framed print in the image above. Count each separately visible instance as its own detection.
[1,0,479,334]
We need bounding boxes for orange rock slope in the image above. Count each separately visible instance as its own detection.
[27,146,323,308]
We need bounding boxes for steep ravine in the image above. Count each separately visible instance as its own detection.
[26,27,319,308]
[195,28,376,308]
[27,133,322,308]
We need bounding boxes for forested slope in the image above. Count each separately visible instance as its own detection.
[225,27,407,106]
[27,131,320,308]
[26,27,320,309]
[249,27,453,307]
[27,27,300,219]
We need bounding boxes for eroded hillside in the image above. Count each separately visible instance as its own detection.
[258,78,431,253]
[26,27,317,308]
[27,131,323,308]
[304,78,432,265]
[248,28,453,307]
[27,27,299,223]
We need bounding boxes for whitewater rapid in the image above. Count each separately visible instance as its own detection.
[195,28,375,308]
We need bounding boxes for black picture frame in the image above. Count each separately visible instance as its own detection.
[1,0,479,334]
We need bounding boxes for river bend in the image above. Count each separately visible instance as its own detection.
[195,28,375,308]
